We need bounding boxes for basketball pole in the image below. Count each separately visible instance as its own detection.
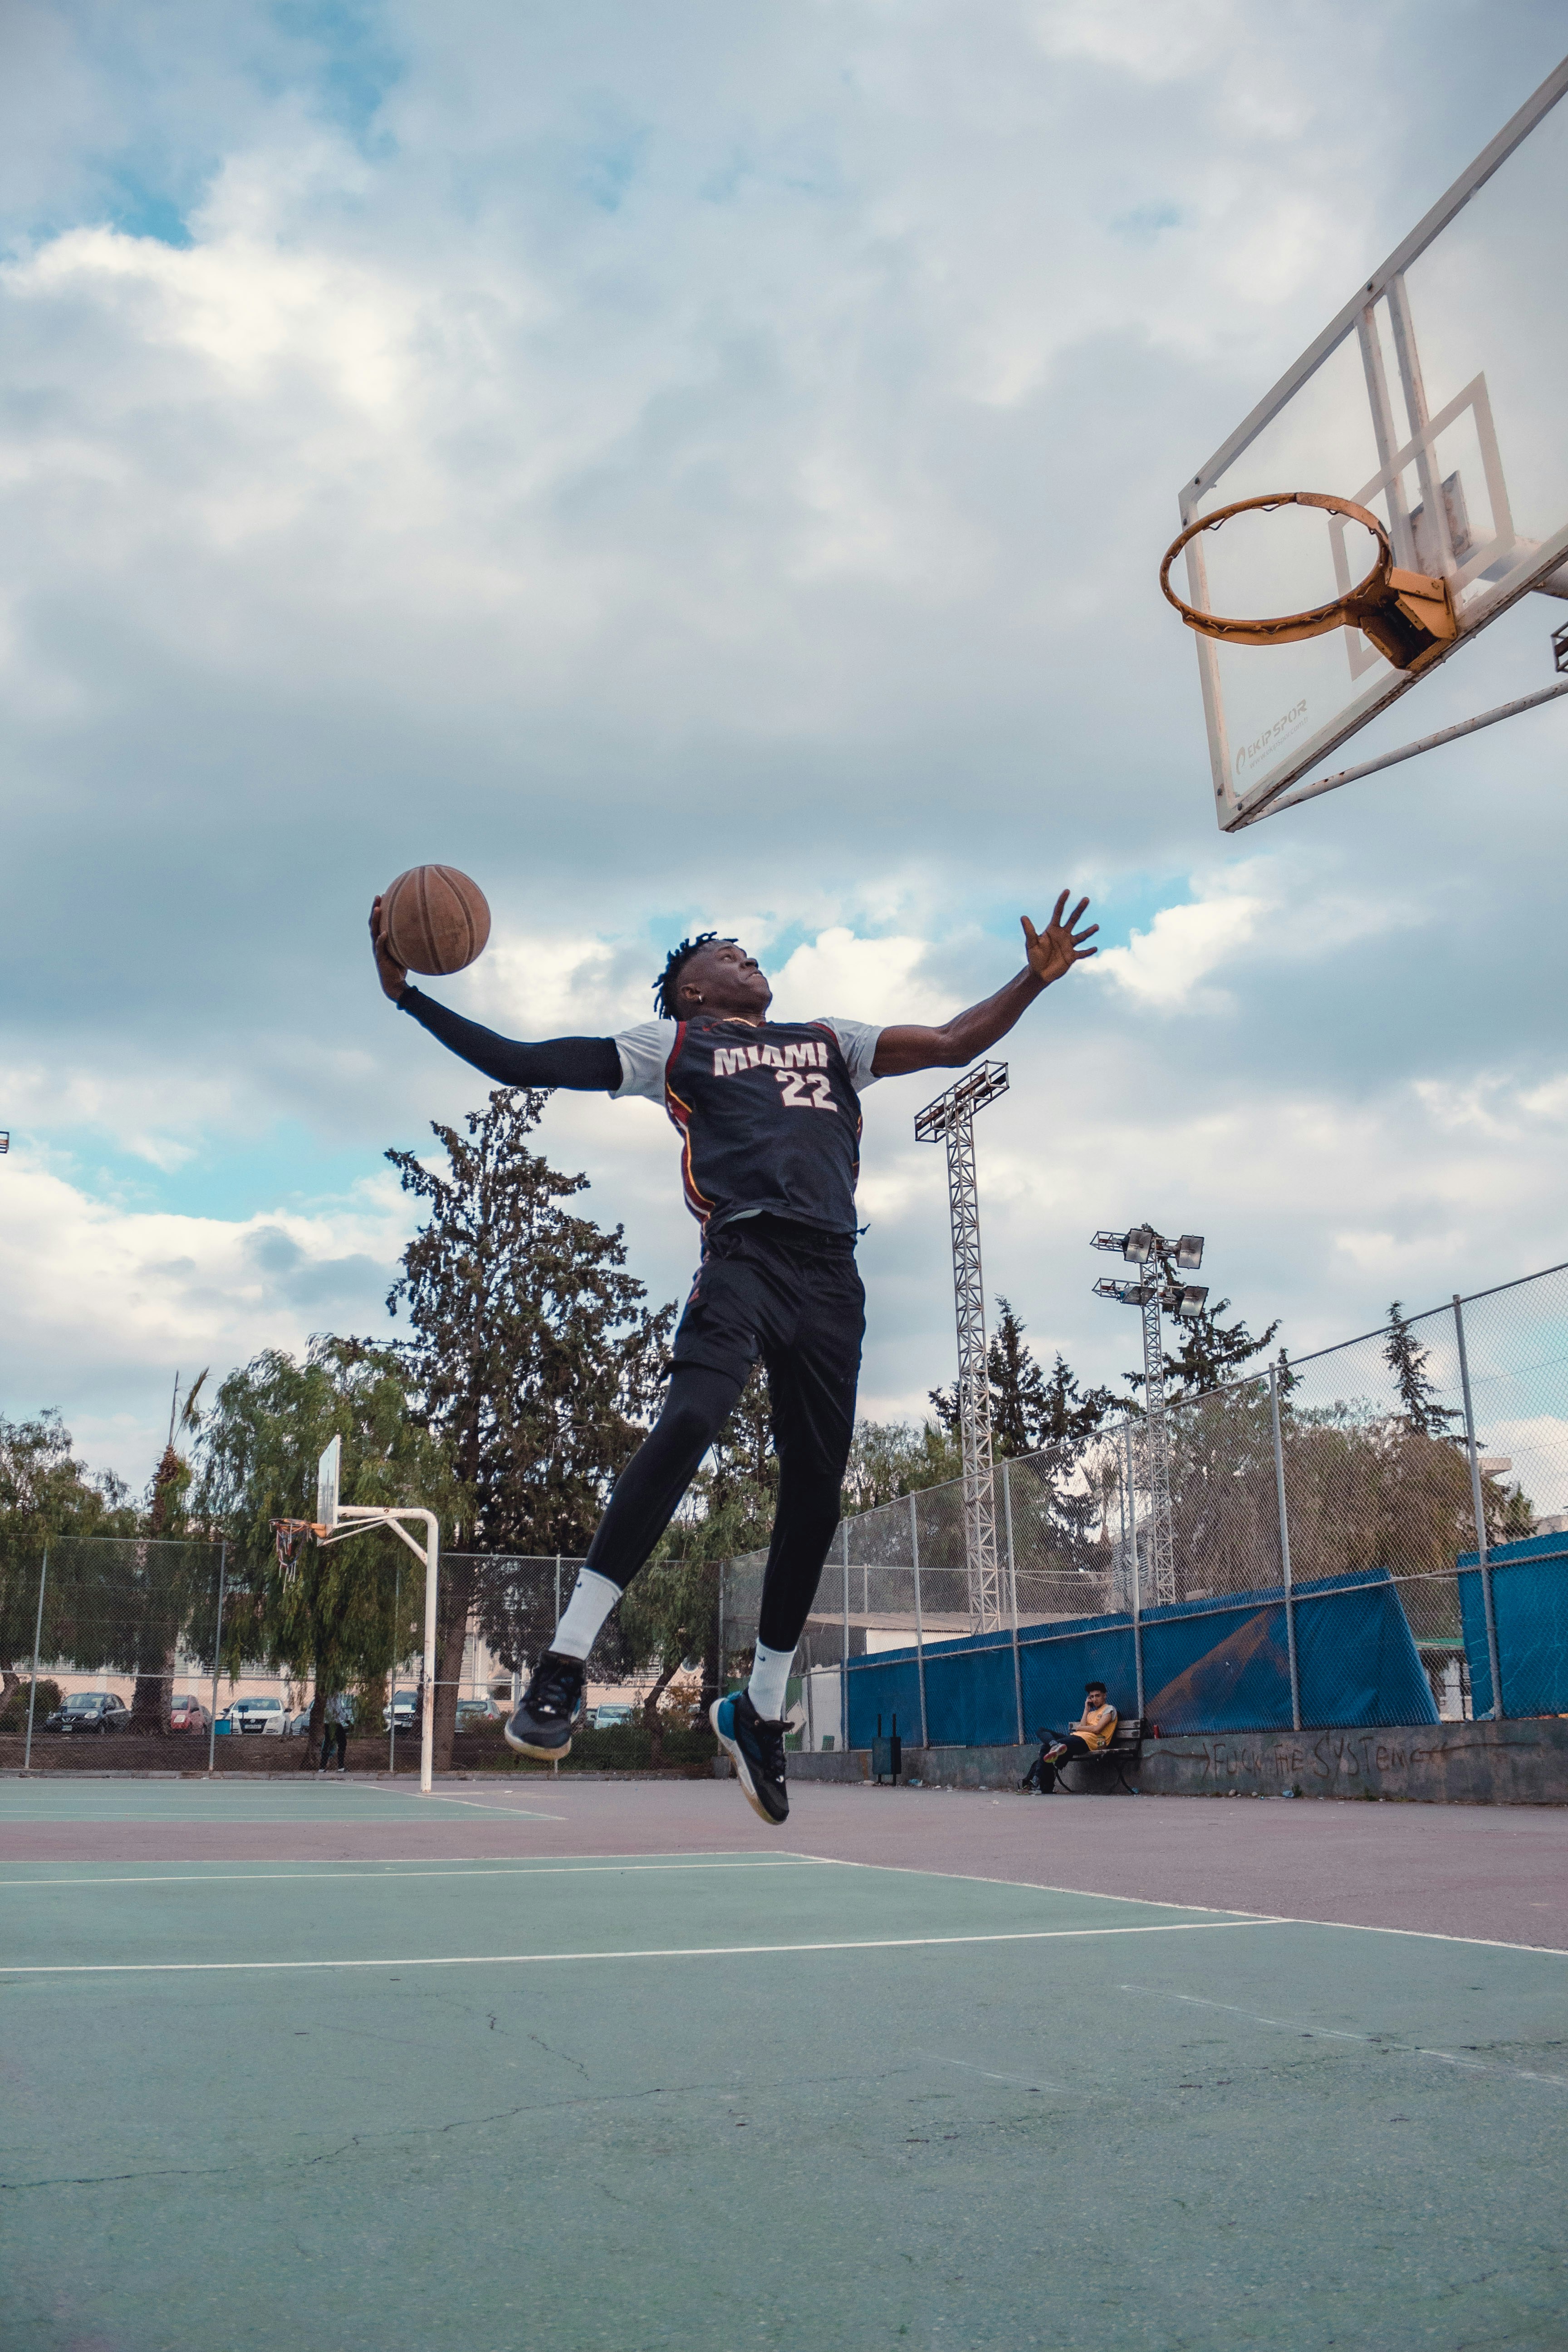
[325,1507,441,1795]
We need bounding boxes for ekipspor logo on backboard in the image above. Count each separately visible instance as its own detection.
[1235,700,1308,778]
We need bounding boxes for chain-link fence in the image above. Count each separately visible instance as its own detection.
[725,1261,1568,1750]
[0,1537,589,1774]
[8,1266,1566,1770]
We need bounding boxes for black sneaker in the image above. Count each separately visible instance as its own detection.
[711,1690,790,1827]
[505,1651,587,1761]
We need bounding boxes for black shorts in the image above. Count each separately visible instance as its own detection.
[672,1213,865,1436]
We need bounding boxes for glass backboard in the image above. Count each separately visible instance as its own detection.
[316,1435,341,1532]
[1179,57,1568,831]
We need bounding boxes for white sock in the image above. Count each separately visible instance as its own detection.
[747,1641,795,1722]
[550,1569,622,1662]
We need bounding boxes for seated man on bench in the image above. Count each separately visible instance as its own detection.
[1023,1681,1119,1791]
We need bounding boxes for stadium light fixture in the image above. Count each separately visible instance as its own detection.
[0,1132,8,1154]
[1178,1284,1210,1318]
[1123,1225,1155,1264]
[1176,1234,1204,1271]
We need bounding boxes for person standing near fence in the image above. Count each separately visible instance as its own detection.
[373,890,1098,1825]
[318,1689,353,1774]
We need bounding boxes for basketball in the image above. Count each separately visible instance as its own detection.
[381,865,492,975]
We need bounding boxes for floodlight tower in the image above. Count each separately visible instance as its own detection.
[916,1061,1009,1631]
[1090,1226,1208,1607]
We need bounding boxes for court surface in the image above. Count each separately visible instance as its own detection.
[5,1779,1566,2351]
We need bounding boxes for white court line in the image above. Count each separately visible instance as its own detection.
[359,1784,571,1818]
[921,2053,1063,2091]
[795,1853,1568,1956]
[0,1812,564,1825]
[0,1859,829,1890]
[0,1917,1284,1975]
[1121,1983,1568,2091]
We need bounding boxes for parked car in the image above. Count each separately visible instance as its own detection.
[168,1695,208,1734]
[287,1707,313,1738]
[43,1691,130,1735]
[382,1688,419,1732]
[230,1695,288,1736]
[455,1697,496,1730]
[593,1703,636,1730]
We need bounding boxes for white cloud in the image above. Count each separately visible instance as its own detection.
[1093,872,1273,1008]
[3,0,1566,1499]
[770,928,946,1025]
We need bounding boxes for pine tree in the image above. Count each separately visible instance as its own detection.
[1383,1302,1461,1440]
[1125,1299,1280,1403]
[929,1298,1106,1460]
[385,1088,674,1766]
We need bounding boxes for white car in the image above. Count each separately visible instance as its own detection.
[231,1695,288,1736]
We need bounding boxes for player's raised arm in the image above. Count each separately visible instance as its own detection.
[370,897,623,1093]
[869,891,1097,1078]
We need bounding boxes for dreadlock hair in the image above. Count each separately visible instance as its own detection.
[653,932,733,1020]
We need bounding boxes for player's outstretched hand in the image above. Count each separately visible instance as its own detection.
[369,895,408,1001]
[1022,892,1098,987]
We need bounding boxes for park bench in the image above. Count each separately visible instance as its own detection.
[1042,1715,1148,1796]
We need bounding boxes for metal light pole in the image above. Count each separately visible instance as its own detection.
[1091,1225,1209,1608]
[917,1060,1009,1632]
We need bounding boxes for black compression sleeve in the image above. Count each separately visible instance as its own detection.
[397,986,622,1093]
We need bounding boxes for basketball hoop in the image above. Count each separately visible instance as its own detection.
[271,1518,323,1583]
[1160,492,1458,673]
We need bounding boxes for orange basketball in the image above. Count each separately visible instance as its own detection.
[381,865,491,975]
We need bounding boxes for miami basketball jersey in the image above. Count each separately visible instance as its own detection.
[663,1016,865,1236]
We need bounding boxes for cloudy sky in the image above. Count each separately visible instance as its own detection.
[4,0,1567,1498]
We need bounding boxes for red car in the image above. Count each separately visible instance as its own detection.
[169,1695,209,1734]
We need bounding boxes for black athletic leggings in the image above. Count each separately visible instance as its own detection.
[583,1363,848,1655]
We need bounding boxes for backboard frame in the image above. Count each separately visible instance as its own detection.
[1180,54,1568,832]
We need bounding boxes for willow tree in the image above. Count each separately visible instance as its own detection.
[194,1338,455,1751]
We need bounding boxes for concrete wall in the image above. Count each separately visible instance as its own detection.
[787,1718,1568,1804]
[1138,1717,1568,1805]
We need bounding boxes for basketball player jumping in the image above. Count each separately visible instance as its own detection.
[372,892,1096,1823]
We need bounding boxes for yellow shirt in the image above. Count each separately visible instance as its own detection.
[1072,1703,1118,1753]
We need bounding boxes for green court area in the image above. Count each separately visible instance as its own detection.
[3,1807,1565,2349]
[0,1778,558,1826]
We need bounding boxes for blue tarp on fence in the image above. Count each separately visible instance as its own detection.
[1458,1533,1568,1717]
[845,1567,1436,1747]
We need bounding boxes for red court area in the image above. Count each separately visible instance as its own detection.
[6,1776,1566,1948]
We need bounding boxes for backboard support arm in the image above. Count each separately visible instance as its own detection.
[1236,676,1568,826]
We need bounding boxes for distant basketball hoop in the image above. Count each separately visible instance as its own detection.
[1159,492,1457,672]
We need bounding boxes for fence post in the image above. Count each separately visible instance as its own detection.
[1268,1366,1303,1732]
[554,1553,562,1642]
[23,1550,47,1776]
[908,1491,929,1750]
[1122,1422,1144,1719]
[206,1544,226,1776]
[389,1561,401,1777]
[1002,1457,1024,1747]
[1454,1294,1503,1720]
[840,1521,851,1752]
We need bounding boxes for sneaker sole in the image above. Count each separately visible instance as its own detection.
[503,1723,573,1763]
[709,1699,788,1828]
